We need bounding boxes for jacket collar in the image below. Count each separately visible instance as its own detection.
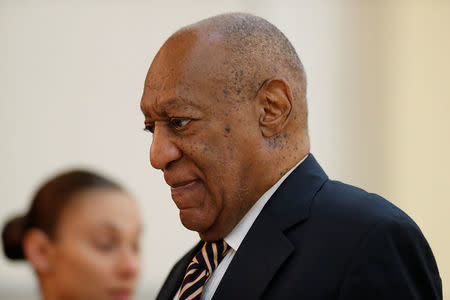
[212,154,328,299]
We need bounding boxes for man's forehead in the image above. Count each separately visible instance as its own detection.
[147,28,229,78]
[140,83,208,117]
[151,28,201,70]
[141,28,233,116]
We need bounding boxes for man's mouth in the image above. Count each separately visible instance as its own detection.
[169,179,204,209]
[170,179,198,189]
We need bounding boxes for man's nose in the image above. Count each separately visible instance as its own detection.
[150,124,182,170]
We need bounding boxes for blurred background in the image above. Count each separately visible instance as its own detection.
[1,0,449,298]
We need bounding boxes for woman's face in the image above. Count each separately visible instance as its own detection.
[47,188,142,300]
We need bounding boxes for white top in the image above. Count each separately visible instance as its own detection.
[173,155,308,300]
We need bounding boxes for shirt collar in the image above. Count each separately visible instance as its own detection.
[224,154,308,251]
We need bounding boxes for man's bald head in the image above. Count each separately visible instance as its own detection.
[159,12,308,135]
[185,13,305,94]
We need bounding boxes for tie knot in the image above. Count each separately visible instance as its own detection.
[178,241,229,300]
[193,240,228,275]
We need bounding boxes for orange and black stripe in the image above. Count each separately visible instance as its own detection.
[178,241,228,300]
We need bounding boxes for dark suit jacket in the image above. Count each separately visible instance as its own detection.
[157,154,442,299]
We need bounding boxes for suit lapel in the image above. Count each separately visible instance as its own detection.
[212,212,294,299]
[212,154,328,299]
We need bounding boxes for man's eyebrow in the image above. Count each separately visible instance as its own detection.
[141,94,204,121]
[140,103,152,117]
[158,96,204,111]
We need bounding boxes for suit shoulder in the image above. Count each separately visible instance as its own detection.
[312,179,417,228]
[336,202,442,299]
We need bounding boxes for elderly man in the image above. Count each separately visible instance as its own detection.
[140,13,441,300]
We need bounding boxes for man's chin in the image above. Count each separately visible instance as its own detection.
[179,210,223,241]
[179,209,211,231]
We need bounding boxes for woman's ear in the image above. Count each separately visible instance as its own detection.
[256,78,293,137]
[23,229,54,274]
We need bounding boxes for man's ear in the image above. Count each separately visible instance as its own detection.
[23,229,54,274]
[256,78,293,137]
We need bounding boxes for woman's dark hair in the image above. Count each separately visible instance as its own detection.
[2,169,122,260]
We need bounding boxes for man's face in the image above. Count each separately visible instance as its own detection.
[140,32,266,241]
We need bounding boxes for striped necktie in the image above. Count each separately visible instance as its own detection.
[178,240,229,300]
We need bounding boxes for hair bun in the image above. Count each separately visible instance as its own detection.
[2,215,26,260]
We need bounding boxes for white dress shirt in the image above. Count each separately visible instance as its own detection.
[173,155,308,300]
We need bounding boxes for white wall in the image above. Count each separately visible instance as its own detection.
[1,1,449,299]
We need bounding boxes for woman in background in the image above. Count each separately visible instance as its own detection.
[2,170,142,300]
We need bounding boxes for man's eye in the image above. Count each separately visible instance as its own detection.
[170,118,191,129]
[144,124,154,134]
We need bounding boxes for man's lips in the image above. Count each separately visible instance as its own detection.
[169,179,204,209]
[170,179,198,189]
